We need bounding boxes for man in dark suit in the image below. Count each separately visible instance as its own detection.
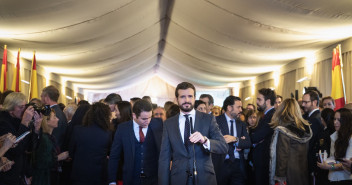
[40,85,68,150]
[41,85,69,185]
[250,88,276,185]
[213,96,251,185]
[302,90,323,184]
[108,100,163,185]
[158,82,228,185]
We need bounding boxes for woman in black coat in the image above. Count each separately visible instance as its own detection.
[69,102,113,185]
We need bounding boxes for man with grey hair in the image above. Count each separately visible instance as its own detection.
[63,103,77,123]
[200,94,214,114]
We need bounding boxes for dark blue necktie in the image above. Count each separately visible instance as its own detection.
[184,114,191,149]
[229,120,235,161]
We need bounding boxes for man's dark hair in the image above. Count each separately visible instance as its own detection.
[58,103,65,111]
[42,85,60,102]
[130,97,141,102]
[258,88,276,106]
[276,95,283,100]
[222,96,241,112]
[133,100,153,118]
[78,100,90,106]
[175,82,196,98]
[194,100,206,109]
[304,90,320,106]
[142,96,152,103]
[247,103,256,110]
[322,96,335,105]
[200,94,214,105]
[104,93,122,105]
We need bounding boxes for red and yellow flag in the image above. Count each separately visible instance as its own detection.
[11,48,21,92]
[0,45,8,92]
[331,45,345,110]
[29,51,38,99]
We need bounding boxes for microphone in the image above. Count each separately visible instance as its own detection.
[190,117,197,185]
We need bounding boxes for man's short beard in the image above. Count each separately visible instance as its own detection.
[179,104,194,112]
[257,104,266,112]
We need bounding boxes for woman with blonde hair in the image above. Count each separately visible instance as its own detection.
[269,98,312,185]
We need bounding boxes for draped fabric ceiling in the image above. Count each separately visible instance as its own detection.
[1,0,352,94]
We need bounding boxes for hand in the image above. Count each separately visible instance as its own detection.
[21,106,35,127]
[58,151,69,161]
[223,135,237,144]
[25,176,32,185]
[33,112,43,134]
[342,158,352,171]
[2,133,16,150]
[189,132,206,144]
[0,157,14,172]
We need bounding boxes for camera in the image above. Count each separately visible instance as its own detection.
[26,102,51,116]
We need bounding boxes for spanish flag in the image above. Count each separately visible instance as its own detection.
[11,48,21,92]
[29,51,38,99]
[331,45,346,110]
[0,45,8,92]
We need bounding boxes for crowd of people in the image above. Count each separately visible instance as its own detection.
[0,82,352,185]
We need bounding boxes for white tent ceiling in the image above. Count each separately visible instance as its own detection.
[1,0,352,93]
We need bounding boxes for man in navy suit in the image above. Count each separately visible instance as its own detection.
[250,88,276,185]
[212,96,251,185]
[108,100,163,185]
[158,82,228,185]
[302,90,323,184]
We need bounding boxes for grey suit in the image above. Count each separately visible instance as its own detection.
[158,111,228,185]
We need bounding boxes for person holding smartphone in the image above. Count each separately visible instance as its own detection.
[0,92,42,185]
[317,108,352,185]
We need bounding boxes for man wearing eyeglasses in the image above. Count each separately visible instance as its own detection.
[302,90,324,185]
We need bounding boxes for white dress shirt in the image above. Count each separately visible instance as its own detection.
[224,113,240,159]
[133,120,148,142]
[179,109,210,149]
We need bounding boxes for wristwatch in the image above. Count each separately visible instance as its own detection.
[203,136,208,144]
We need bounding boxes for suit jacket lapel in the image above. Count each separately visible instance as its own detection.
[236,120,242,137]
[219,114,229,135]
[194,111,201,133]
[170,114,188,156]
[128,121,136,159]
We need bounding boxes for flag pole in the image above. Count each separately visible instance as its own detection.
[338,44,347,103]
[28,51,35,101]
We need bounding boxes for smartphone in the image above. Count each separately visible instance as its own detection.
[15,131,30,143]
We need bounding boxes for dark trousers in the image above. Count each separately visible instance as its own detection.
[219,159,245,185]
[329,180,352,185]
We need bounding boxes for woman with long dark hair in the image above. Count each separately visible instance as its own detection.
[318,108,352,184]
[315,108,335,185]
[69,102,113,185]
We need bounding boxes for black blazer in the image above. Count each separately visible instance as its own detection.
[304,110,323,173]
[212,114,251,178]
[250,108,275,185]
[51,104,68,150]
[108,118,163,185]
[69,124,113,184]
